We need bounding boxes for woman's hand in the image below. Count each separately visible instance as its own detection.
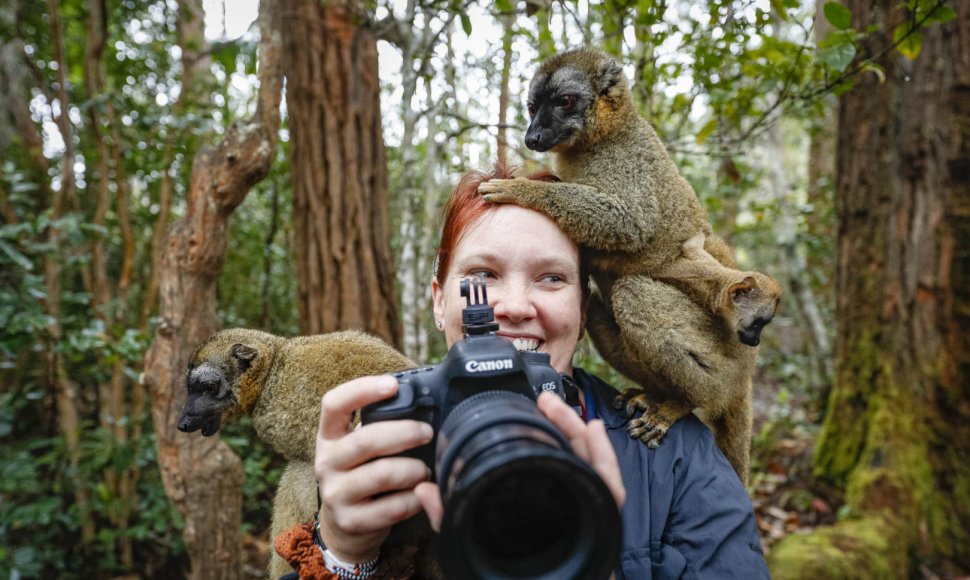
[315,375,434,563]
[414,390,626,531]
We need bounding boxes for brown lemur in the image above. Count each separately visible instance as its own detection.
[177,328,426,579]
[478,47,781,484]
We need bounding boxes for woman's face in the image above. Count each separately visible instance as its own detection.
[432,204,584,375]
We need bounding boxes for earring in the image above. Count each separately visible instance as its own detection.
[437,320,444,330]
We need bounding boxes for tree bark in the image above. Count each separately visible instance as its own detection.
[283,0,401,345]
[767,1,970,577]
[142,1,283,578]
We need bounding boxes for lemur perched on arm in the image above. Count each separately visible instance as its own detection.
[479,47,781,484]
[176,328,427,579]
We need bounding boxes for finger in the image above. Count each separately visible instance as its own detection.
[325,420,433,470]
[319,375,398,440]
[327,489,425,536]
[414,482,444,532]
[336,457,431,503]
[538,392,592,461]
[587,419,626,509]
[537,391,588,438]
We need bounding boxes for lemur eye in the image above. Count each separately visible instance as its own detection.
[560,94,576,110]
[527,104,536,118]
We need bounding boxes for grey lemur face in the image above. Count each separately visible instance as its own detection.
[734,295,780,347]
[525,66,595,152]
[177,361,235,436]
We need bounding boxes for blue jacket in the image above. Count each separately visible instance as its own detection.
[574,368,771,580]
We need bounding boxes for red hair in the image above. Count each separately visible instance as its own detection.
[434,164,560,285]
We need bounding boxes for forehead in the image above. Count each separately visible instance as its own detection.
[452,205,578,268]
[529,66,590,101]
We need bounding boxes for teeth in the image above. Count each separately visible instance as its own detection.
[512,338,539,351]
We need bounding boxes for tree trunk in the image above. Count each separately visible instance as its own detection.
[767,1,970,577]
[283,0,401,345]
[142,1,283,578]
[43,0,94,543]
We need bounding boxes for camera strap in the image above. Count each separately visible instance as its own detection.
[562,374,584,419]
[584,385,597,422]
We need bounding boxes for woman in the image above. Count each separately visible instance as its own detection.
[276,167,770,579]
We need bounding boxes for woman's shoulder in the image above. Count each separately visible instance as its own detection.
[574,368,730,471]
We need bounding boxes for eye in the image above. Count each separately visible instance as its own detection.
[204,381,219,396]
[469,269,497,280]
[559,94,575,110]
[527,104,536,118]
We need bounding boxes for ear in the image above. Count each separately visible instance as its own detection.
[596,57,624,96]
[431,276,445,332]
[730,277,756,304]
[229,343,258,372]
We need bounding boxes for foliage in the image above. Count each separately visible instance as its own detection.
[0,389,186,579]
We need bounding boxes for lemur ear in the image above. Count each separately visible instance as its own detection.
[229,343,258,372]
[596,57,624,96]
[730,277,757,303]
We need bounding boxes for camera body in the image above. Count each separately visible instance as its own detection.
[360,309,566,471]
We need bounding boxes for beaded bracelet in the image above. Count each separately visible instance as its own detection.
[313,514,380,579]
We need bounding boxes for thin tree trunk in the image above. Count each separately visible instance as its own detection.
[395,0,421,359]
[767,1,970,576]
[284,0,401,345]
[43,0,93,544]
[140,0,213,329]
[497,12,514,168]
[142,1,283,578]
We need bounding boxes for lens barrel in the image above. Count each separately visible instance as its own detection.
[436,391,621,580]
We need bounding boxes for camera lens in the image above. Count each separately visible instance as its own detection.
[436,391,621,580]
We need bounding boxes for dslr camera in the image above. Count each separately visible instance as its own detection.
[362,277,621,580]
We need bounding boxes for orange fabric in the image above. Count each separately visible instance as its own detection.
[274,522,416,580]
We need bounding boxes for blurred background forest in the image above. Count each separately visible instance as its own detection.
[1,0,967,578]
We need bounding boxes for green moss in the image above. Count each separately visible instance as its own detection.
[814,330,889,484]
[767,516,905,580]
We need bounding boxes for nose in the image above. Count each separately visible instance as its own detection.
[491,284,536,323]
[525,129,541,150]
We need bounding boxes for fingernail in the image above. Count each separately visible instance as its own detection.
[419,422,433,442]
[378,376,397,394]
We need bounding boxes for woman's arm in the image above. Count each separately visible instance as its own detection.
[667,426,770,579]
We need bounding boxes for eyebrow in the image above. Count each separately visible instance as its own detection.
[453,251,579,275]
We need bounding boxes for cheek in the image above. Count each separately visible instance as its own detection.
[542,293,584,346]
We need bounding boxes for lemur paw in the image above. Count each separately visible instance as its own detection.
[626,415,671,449]
[478,178,525,204]
[614,388,650,417]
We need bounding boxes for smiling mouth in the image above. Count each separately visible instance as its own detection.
[510,337,540,351]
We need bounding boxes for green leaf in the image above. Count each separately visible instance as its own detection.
[460,14,472,36]
[894,23,923,59]
[819,39,857,71]
[0,240,33,270]
[696,118,717,145]
[924,5,958,24]
[823,2,853,30]
[769,0,789,20]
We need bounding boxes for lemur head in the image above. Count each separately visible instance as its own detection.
[728,275,782,347]
[525,47,632,153]
[177,329,267,436]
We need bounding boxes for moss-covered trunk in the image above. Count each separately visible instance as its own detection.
[767,1,970,578]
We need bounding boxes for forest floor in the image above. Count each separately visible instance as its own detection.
[749,370,840,557]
